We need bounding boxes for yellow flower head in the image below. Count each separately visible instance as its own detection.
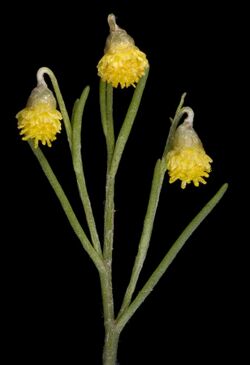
[166,110,213,189]
[97,14,149,88]
[16,82,62,148]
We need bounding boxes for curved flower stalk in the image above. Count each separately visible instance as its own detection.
[16,14,228,365]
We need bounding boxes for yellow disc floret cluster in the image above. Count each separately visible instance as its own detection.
[97,13,149,88]
[97,43,149,88]
[166,146,212,189]
[16,83,62,148]
[166,120,212,189]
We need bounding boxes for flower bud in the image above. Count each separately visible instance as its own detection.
[166,115,213,189]
[16,82,62,148]
[97,14,149,88]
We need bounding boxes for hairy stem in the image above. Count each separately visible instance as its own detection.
[72,86,102,254]
[118,159,165,317]
[29,142,104,271]
[116,183,228,332]
[38,67,72,149]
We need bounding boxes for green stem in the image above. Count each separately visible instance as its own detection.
[28,142,104,271]
[101,175,116,365]
[99,268,119,365]
[117,91,186,317]
[103,68,149,259]
[116,182,228,332]
[100,175,117,365]
[39,67,72,150]
[102,326,120,365]
[99,82,116,364]
[109,67,149,177]
[101,68,149,364]
[106,83,115,168]
[100,80,108,137]
[72,86,102,254]
[99,80,115,169]
[103,175,115,260]
[102,83,116,259]
[118,159,165,317]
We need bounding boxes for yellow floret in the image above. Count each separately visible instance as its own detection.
[16,103,62,148]
[166,146,213,189]
[97,43,149,88]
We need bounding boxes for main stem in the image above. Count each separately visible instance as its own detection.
[101,109,117,365]
[99,263,120,365]
[100,70,149,364]
[103,331,120,365]
[101,172,118,365]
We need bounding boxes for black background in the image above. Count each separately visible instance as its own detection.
[3,1,247,364]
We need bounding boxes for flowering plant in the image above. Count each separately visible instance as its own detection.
[16,14,228,365]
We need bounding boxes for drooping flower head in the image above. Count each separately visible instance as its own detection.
[97,14,149,88]
[16,73,62,148]
[166,108,213,189]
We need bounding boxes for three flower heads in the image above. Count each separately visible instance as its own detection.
[16,13,212,189]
